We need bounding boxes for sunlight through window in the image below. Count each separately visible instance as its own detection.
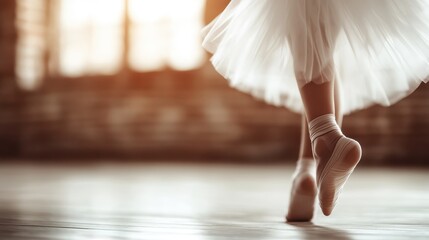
[17,0,207,82]
[58,0,124,77]
[16,0,46,90]
[129,0,206,71]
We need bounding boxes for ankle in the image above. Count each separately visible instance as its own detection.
[294,158,316,176]
[308,114,343,161]
[297,157,314,163]
[308,114,342,141]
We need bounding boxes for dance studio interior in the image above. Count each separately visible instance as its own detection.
[0,0,428,239]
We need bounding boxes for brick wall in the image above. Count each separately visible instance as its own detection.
[0,0,19,156]
[11,65,429,165]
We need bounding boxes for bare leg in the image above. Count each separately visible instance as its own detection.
[286,77,343,222]
[333,77,344,127]
[299,115,314,159]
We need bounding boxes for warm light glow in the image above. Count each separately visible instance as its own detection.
[59,0,206,75]
[18,0,207,81]
[16,0,46,90]
[58,0,124,77]
[129,0,206,71]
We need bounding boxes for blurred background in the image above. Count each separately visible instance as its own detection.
[0,0,428,165]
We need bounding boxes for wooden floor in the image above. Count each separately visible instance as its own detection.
[0,162,428,240]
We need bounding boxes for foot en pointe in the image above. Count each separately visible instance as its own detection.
[286,114,362,222]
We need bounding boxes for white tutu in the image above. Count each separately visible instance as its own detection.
[202,0,429,114]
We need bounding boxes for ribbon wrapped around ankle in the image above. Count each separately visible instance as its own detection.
[309,114,343,143]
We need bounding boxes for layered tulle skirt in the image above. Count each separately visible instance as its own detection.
[202,0,429,114]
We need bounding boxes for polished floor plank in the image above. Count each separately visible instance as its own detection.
[0,162,428,239]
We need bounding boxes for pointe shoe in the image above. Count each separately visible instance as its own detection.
[316,136,362,216]
[308,114,362,216]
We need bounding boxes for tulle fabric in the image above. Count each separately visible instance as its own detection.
[202,0,429,115]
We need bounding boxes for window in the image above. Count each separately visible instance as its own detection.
[129,0,206,71]
[16,0,47,90]
[58,0,125,77]
[16,0,207,89]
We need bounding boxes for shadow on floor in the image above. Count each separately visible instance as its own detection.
[288,222,352,240]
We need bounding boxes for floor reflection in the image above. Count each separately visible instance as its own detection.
[0,162,428,239]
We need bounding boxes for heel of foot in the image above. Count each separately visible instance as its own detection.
[343,138,362,169]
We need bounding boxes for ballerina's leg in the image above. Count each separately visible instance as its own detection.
[286,76,345,221]
[288,17,361,215]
